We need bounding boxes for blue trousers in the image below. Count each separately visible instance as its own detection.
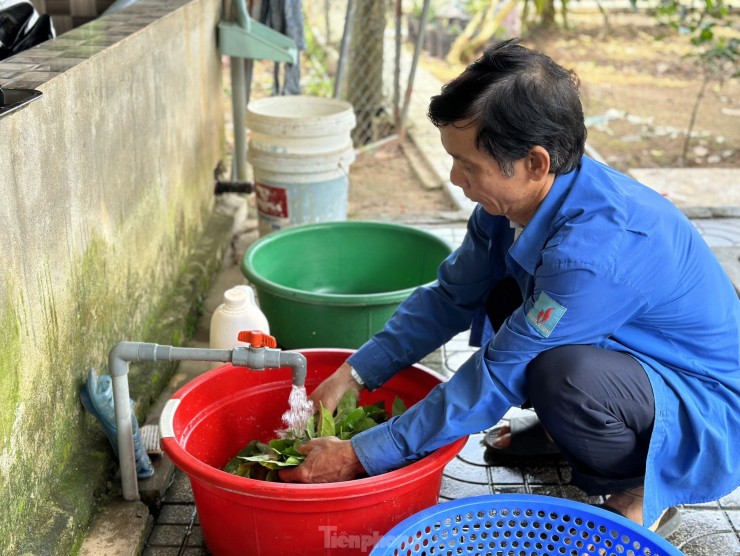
[526,345,655,495]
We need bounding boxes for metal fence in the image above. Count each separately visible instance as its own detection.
[301,0,414,146]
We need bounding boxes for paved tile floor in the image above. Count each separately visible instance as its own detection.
[143,219,740,556]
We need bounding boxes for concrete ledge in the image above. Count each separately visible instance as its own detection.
[78,500,151,556]
[712,246,740,297]
[630,168,740,218]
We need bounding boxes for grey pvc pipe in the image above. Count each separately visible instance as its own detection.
[393,0,402,124]
[333,0,355,99]
[109,341,307,500]
[231,57,248,182]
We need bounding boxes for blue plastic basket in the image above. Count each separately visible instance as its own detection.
[370,494,683,556]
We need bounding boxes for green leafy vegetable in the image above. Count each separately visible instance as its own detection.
[223,391,407,481]
[392,397,408,417]
[318,402,336,437]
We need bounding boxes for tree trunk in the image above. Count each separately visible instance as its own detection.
[537,0,556,26]
[447,0,519,63]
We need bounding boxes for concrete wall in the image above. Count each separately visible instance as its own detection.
[0,0,225,552]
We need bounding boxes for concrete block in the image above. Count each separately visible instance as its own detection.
[713,247,740,297]
[78,500,151,556]
[630,168,740,218]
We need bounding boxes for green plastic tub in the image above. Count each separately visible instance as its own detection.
[241,221,452,349]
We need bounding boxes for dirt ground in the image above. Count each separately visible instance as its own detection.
[529,12,738,172]
[235,10,738,220]
[421,10,739,173]
[347,141,457,220]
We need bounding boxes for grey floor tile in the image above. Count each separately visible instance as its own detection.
[444,333,473,351]
[164,471,195,503]
[557,485,604,506]
[439,476,492,499]
[521,465,566,485]
[142,547,182,556]
[442,457,489,484]
[693,218,740,247]
[156,504,197,525]
[488,465,526,485]
[670,507,740,554]
[443,350,474,374]
[528,484,567,498]
[491,485,531,495]
[185,525,204,547]
[455,433,490,466]
[724,508,740,530]
[677,530,740,555]
[721,486,740,508]
[148,524,191,546]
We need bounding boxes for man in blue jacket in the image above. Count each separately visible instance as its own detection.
[280,39,740,533]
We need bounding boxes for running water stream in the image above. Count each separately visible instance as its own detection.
[280,385,315,437]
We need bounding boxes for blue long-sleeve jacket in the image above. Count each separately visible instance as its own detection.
[348,156,740,526]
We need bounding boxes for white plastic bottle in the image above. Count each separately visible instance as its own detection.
[209,285,270,349]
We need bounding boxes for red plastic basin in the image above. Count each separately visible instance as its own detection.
[159,349,466,556]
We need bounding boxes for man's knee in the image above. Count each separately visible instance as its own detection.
[525,344,654,437]
[526,345,590,403]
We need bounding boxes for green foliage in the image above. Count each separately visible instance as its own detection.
[654,0,737,67]
[411,0,436,19]
[651,0,737,163]
[302,23,334,97]
[223,392,408,481]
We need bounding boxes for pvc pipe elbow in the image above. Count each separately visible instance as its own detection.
[280,351,307,387]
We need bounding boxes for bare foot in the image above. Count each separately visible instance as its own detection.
[603,485,668,531]
[603,486,645,524]
[488,424,554,449]
[489,426,513,448]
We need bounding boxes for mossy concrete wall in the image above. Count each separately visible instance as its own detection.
[0,0,226,552]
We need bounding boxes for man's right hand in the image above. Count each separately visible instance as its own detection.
[279,436,365,483]
[309,361,364,414]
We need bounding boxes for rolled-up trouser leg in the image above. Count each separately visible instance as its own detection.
[526,345,655,496]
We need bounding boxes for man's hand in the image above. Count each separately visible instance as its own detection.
[308,362,364,414]
[279,437,366,483]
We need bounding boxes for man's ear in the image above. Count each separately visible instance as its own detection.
[527,146,551,181]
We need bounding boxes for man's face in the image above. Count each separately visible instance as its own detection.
[440,121,549,225]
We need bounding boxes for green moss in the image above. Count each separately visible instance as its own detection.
[127,206,234,408]
[0,202,233,554]
[0,293,21,450]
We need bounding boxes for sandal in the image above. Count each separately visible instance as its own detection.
[483,412,562,464]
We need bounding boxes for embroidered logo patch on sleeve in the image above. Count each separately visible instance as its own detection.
[526,292,567,338]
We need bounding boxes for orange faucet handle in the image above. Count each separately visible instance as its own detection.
[237,330,277,348]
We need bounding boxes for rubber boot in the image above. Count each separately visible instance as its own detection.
[80,368,155,479]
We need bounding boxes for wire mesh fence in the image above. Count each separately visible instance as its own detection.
[301,0,410,146]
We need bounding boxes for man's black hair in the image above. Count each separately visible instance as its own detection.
[428,38,587,177]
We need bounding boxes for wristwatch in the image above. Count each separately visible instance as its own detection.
[350,366,365,386]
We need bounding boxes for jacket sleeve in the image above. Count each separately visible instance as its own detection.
[352,234,650,476]
[352,346,513,475]
[348,208,514,390]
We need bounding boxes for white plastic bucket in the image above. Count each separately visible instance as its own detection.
[246,96,357,236]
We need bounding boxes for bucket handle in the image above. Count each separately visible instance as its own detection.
[159,398,180,439]
[338,159,352,177]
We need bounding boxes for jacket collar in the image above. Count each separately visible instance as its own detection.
[507,157,586,275]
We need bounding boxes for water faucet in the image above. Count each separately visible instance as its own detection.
[107,330,306,500]
[231,331,307,388]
